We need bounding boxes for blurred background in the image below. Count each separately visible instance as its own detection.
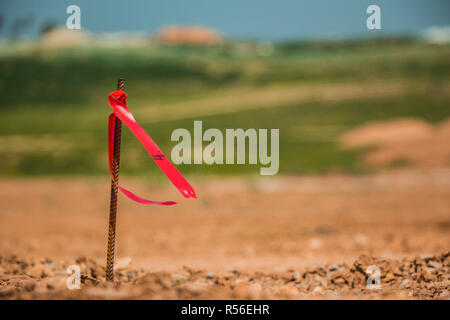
[0,0,449,295]
[0,0,449,177]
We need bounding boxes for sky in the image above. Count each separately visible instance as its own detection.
[0,0,449,41]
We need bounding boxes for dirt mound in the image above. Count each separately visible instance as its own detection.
[40,28,86,48]
[340,118,434,147]
[340,118,450,168]
[1,253,448,299]
[156,26,223,46]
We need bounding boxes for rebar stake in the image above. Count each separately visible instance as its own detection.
[106,78,125,281]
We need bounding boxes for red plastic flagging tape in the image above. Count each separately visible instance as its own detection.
[108,89,197,205]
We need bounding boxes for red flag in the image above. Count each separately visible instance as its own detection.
[108,89,197,205]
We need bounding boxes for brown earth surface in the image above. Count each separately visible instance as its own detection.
[0,170,449,299]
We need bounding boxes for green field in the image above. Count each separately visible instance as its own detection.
[1,38,449,178]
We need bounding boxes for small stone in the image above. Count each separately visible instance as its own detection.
[427,260,441,269]
[127,272,138,281]
[229,269,240,276]
[422,270,434,282]
[400,280,409,287]
[159,278,172,288]
[313,286,323,294]
[314,275,327,288]
[328,264,338,272]
[290,272,300,281]
[184,282,205,295]
[206,272,214,279]
[384,272,395,282]
[172,273,187,282]
[333,277,346,285]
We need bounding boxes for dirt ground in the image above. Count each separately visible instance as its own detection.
[0,169,449,299]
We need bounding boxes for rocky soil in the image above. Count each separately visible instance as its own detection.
[0,252,448,299]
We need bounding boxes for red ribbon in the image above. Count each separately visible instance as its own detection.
[108,89,197,205]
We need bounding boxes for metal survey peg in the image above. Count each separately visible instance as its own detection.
[106,78,125,281]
